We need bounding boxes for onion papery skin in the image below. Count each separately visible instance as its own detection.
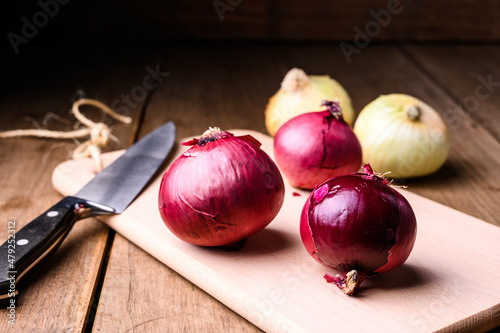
[273,103,362,190]
[353,94,450,178]
[300,165,417,295]
[265,68,354,137]
[159,129,285,248]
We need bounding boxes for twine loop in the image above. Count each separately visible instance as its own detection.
[0,98,132,171]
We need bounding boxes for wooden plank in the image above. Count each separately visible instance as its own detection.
[275,44,500,226]
[5,1,500,44]
[400,44,500,142]
[93,233,262,333]
[92,44,284,332]
[93,43,500,331]
[0,45,160,331]
[53,130,500,332]
[135,43,284,138]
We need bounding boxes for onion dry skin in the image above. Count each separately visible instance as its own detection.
[300,164,417,295]
[274,100,362,190]
[159,128,285,249]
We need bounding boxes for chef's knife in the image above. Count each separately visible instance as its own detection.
[0,121,176,306]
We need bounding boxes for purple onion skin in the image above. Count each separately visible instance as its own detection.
[159,130,285,248]
[274,109,362,190]
[300,168,417,293]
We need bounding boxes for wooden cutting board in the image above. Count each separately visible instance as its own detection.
[52,130,500,333]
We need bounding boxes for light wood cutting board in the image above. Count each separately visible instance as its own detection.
[52,130,500,333]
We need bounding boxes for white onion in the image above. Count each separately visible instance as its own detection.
[265,68,354,137]
[354,94,450,178]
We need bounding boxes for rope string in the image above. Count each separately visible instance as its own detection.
[0,98,132,171]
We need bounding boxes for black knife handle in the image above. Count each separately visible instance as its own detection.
[0,196,114,307]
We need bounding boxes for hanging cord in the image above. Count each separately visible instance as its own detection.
[0,98,132,171]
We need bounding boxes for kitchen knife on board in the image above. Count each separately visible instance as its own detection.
[0,121,176,306]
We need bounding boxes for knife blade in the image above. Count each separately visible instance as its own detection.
[0,121,176,305]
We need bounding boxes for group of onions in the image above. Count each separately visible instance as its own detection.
[158,67,450,295]
[267,68,450,180]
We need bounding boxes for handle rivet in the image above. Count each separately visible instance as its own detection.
[17,239,29,246]
[47,211,59,217]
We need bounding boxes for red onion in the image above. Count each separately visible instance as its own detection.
[159,128,285,249]
[300,164,417,295]
[273,100,362,190]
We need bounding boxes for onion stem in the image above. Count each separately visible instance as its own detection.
[280,68,310,93]
[321,100,343,120]
[405,105,421,121]
[202,127,222,137]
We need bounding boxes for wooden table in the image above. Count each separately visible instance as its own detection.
[1,43,499,332]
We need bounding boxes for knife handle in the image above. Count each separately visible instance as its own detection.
[0,196,114,307]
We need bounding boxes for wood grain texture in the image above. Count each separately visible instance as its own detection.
[93,43,500,332]
[400,44,500,142]
[275,44,500,226]
[4,0,499,44]
[92,233,262,333]
[136,44,284,139]
[0,46,160,331]
[2,42,500,332]
[0,83,109,333]
[53,131,500,332]
[91,44,283,333]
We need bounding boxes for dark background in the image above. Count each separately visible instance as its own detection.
[3,0,498,98]
[3,0,499,45]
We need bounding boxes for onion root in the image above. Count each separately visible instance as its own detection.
[324,270,360,296]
